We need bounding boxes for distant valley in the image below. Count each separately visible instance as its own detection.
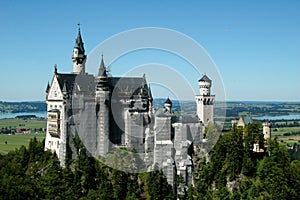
[1,100,300,119]
[0,101,46,113]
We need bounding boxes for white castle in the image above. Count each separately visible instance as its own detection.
[44,27,215,187]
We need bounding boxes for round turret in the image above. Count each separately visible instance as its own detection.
[263,121,271,140]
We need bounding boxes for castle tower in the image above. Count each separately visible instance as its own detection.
[195,74,215,126]
[263,121,271,140]
[72,25,87,74]
[95,55,110,156]
[164,97,172,114]
[154,97,175,185]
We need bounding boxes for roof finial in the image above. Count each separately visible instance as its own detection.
[77,23,81,31]
[54,64,58,74]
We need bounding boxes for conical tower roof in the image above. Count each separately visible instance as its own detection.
[198,74,211,82]
[165,97,172,105]
[74,26,85,55]
[98,54,107,77]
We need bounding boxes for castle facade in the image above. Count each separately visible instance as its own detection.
[44,28,215,187]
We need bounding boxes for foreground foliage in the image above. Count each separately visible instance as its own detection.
[0,137,173,200]
[188,123,300,199]
[1,123,300,199]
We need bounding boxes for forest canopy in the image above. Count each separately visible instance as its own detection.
[1,123,300,199]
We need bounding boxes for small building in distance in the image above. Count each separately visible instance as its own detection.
[232,115,271,153]
[231,115,253,129]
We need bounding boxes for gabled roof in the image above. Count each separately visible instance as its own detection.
[109,77,144,95]
[54,73,95,95]
[237,116,245,127]
[243,116,253,125]
[109,77,149,99]
[55,73,77,93]
[198,74,211,82]
[237,115,253,127]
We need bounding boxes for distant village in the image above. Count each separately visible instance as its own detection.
[0,115,46,134]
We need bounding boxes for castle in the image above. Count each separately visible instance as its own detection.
[44,27,215,187]
[231,116,271,152]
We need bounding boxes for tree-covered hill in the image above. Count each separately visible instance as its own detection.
[0,138,174,200]
[1,124,300,199]
[0,101,46,113]
[188,123,300,199]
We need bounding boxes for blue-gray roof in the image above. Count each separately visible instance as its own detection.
[198,74,211,82]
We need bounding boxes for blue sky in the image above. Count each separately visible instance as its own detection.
[0,0,299,101]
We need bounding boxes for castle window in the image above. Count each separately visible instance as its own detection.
[47,110,61,138]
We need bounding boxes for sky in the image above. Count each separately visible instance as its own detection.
[0,0,299,101]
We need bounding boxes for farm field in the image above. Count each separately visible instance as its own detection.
[0,117,46,130]
[272,126,300,145]
[0,133,46,154]
[0,117,47,154]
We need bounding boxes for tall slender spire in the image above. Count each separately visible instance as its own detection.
[98,54,107,77]
[74,24,85,55]
[72,24,87,74]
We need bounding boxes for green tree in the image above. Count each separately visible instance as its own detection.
[141,169,174,200]
[257,141,290,199]
[38,157,65,199]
